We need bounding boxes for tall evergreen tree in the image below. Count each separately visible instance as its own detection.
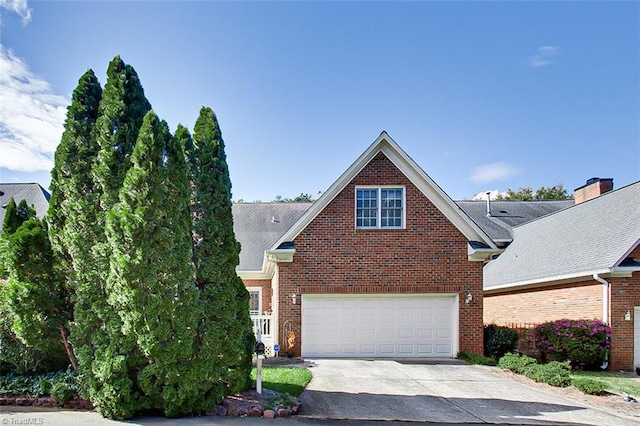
[187,107,254,409]
[105,111,199,417]
[93,56,152,210]
[47,69,102,270]
[46,69,103,373]
[2,198,36,235]
[72,56,151,418]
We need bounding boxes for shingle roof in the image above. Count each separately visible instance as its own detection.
[456,200,574,243]
[0,183,51,233]
[484,181,640,290]
[233,203,312,271]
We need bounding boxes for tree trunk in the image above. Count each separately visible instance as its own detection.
[59,326,78,370]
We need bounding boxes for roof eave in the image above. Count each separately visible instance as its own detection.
[484,268,612,294]
[610,266,640,277]
[468,244,503,262]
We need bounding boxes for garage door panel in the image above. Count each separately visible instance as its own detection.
[398,329,414,339]
[437,328,452,339]
[342,345,357,355]
[341,329,357,339]
[436,344,452,355]
[361,345,376,355]
[417,313,433,323]
[379,329,394,339]
[361,329,376,339]
[380,344,395,355]
[417,344,434,354]
[399,313,413,323]
[302,295,455,358]
[379,312,394,323]
[399,344,414,354]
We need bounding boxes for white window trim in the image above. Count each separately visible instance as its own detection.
[247,287,262,315]
[355,186,406,229]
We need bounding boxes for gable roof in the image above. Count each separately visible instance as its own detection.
[484,181,640,292]
[272,132,497,256]
[0,183,51,233]
[457,200,574,244]
[233,202,311,273]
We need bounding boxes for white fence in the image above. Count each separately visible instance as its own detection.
[251,314,276,357]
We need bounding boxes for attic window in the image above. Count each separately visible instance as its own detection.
[355,187,405,229]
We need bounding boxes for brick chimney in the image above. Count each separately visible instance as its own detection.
[574,177,613,204]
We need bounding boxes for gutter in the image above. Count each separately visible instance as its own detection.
[593,273,610,325]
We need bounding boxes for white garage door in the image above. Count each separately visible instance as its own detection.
[302,294,456,358]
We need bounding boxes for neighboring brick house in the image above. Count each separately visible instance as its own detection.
[483,179,640,370]
[234,132,499,358]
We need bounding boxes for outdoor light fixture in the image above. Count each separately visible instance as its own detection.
[465,292,473,304]
[291,294,298,305]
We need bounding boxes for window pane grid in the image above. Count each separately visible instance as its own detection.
[356,188,403,229]
[381,189,403,228]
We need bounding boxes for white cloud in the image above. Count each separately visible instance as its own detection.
[528,46,560,68]
[0,45,68,172]
[470,161,519,184]
[0,0,32,24]
[472,189,504,201]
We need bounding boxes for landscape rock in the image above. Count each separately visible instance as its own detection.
[277,408,289,418]
[263,409,276,419]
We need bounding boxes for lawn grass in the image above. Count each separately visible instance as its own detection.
[571,370,640,397]
[457,351,497,366]
[250,367,312,397]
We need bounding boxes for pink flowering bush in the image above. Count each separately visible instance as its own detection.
[532,319,610,370]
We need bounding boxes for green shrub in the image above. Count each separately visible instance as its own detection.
[572,377,605,395]
[457,351,497,366]
[484,324,519,360]
[0,370,82,401]
[524,361,571,387]
[1,288,69,375]
[498,353,537,374]
[532,319,610,370]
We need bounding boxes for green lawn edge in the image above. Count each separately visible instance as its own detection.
[250,367,312,397]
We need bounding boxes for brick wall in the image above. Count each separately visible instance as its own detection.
[484,282,603,325]
[610,245,640,369]
[277,152,484,356]
[484,245,640,370]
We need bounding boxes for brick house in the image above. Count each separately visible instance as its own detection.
[483,179,640,370]
[234,132,499,358]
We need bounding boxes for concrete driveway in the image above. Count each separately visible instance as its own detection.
[298,359,640,425]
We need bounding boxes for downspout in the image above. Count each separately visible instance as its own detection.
[593,273,609,324]
[593,273,610,369]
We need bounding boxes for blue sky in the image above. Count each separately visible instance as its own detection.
[1,1,638,202]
